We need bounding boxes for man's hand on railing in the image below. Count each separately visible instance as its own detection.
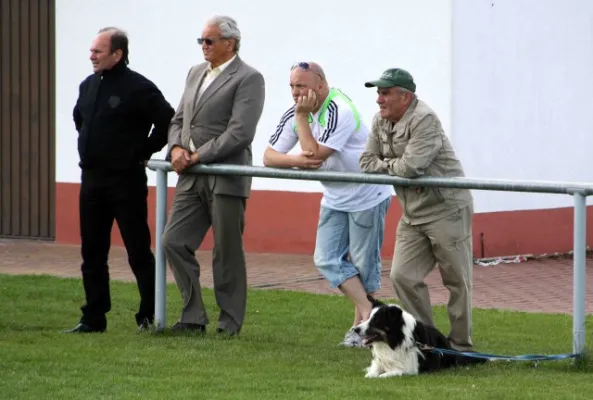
[292,151,323,169]
[170,146,192,174]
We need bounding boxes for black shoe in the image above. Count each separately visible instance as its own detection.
[216,328,238,337]
[171,322,206,333]
[137,318,153,333]
[62,323,105,334]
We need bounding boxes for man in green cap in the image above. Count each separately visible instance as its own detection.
[359,68,475,352]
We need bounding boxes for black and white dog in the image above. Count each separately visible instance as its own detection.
[353,296,487,378]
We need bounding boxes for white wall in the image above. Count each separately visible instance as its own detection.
[58,0,592,215]
[452,0,593,212]
[55,0,452,193]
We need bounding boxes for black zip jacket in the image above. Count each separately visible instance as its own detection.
[73,61,175,171]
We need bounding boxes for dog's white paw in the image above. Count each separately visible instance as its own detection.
[378,370,403,378]
[364,367,381,378]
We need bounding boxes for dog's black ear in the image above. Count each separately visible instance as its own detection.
[386,305,403,321]
[367,294,384,308]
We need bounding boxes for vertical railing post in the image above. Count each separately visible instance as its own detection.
[154,168,168,332]
[572,191,587,361]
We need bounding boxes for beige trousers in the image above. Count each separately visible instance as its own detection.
[390,205,474,351]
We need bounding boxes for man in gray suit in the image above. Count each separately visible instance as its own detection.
[162,15,265,336]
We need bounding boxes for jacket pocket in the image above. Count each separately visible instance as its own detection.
[389,127,410,157]
[405,186,445,213]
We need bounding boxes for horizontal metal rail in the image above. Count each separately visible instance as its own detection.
[146,159,589,363]
[147,160,593,195]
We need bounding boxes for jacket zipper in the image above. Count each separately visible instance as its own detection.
[386,128,409,219]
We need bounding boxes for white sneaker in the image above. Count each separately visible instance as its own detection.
[339,328,363,348]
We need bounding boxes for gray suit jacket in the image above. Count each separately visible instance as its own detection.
[167,56,266,197]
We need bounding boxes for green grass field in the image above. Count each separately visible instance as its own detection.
[0,274,591,399]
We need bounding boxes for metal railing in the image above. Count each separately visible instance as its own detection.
[147,159,590,361]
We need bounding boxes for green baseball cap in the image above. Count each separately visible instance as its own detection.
[364,68,416,92]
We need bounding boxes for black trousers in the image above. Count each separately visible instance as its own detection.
[78,167,155,329]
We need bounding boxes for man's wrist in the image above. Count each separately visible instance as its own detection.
[291,154,303,168]
[190,151,200,165]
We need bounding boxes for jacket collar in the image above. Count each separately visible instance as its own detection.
[99,60,128,78]
[192,55,242,116]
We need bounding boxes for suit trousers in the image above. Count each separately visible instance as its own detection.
[79,167,155,330]
[162,175,247,334]
[390,205,474,351]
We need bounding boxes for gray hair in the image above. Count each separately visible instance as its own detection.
[396,86,416,99]
[206,15,241,52]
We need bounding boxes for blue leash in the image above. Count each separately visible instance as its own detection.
[419,344,579,362]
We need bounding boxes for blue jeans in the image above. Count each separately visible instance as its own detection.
[313,197,391,293]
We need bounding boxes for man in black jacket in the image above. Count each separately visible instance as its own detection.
[63,27,175,334]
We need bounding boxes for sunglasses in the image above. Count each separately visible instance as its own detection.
[291,62,325,79]
[291,62,312,71]
[197,37,227,46]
